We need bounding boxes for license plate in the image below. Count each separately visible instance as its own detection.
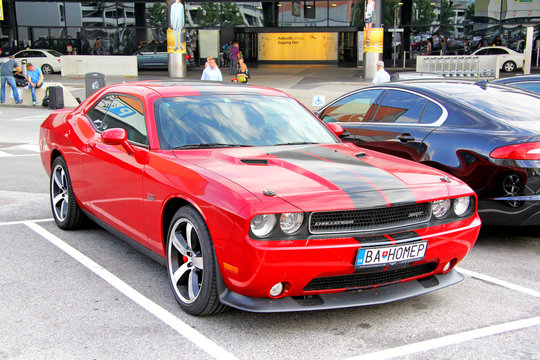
[355,241,428,268]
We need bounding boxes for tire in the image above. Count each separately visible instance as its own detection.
[50,156,87,230]
[41,64,54,74]
[502,61,516,73]
[166,206,228,316]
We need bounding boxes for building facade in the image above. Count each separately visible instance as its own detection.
[1,0,538,64]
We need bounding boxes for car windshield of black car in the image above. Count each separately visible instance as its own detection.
[154,95,338,149]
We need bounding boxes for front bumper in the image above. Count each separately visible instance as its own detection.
[219,269,464,313]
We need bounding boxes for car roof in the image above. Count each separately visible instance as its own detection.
[492,75,540,84]
[102,80,290,98]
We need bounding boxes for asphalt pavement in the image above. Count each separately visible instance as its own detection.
[0,69,539,360]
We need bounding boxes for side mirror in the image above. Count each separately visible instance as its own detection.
[327,122,345,137]
[101,128,135,155]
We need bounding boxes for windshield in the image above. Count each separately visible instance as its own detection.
[154,95,338,149]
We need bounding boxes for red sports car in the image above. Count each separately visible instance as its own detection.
[39,81,480,315]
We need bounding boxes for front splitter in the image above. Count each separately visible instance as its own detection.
[219,269,464,313]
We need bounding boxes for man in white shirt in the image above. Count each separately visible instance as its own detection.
[372,60,390,84]
[201,57,223,81]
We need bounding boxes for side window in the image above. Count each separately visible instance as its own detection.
[492,48,508,55]
[32,51,47,58]
[157,44,167,52]
[420,101,444,124]
[86,94,115,130]
[372,90,427,124]
[101,95,148,145]
[15,51,29,58]
[476,49,488,55]
[320,89,383,124]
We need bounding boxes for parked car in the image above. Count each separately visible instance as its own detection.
[133,43,195,69]
[317,80,540,226]
[492,75,540,94]
[13,49,62,74]
[470,46,525,72]
[39,81,480,315]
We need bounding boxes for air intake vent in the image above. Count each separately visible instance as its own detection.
[241,159,268,165]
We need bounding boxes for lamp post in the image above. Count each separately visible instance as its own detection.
[393,2,403,67]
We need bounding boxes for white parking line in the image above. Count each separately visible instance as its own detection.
[24,221,238,360]
[346,316,540,360]
[0,218,53,226]
[456,267,540,298]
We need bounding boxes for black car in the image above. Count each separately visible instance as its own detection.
[492,75,540,94]
[317,80,540,226]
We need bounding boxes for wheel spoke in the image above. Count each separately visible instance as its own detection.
[185,223,194,250]
[60,199,68,219]
[192,255,204,270]
[188,270,200,300]
[171,232,188,256]
[54,169,65,190]
[173,262,190,285]
[53,193,65,208]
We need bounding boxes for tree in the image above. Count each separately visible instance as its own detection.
[193,3,244,28]
[438,0,456,36]
[147,3,167,32]
[463,3,475,37]
[412,0,436,33]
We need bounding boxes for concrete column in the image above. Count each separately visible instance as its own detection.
[363,0,384,80]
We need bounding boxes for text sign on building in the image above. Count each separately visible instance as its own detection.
[258,33,338,61]
[0,0,4,21]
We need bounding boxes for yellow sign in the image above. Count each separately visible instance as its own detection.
[167,28,187,54]
[364,28,383,54]
[0,0,4,21]
[258,33,338,61]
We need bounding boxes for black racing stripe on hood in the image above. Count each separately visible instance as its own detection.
[302,146,418,205]
[268,146,415,208]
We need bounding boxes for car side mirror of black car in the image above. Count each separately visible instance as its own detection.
[101,128,135,155]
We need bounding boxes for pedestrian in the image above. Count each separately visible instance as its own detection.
[221,41,232,67]
[426,37,433,55]
[463,39,471,54]
[492,36,502,46]
[228,42,240,74]
[441,37,448,55]
[26,62,44,106]
[201,57,223,81]
[365,0,375,46]
[94,38,103,55]
[235,62,250,84]
[372,60,390,85]
[1,55,22,104]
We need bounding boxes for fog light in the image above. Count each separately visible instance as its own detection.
[269,282,284,297]
[443,262,451,272]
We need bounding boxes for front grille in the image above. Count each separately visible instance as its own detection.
[303,263,437,291]
[309,203,431,234]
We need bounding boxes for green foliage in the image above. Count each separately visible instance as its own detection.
[439,0,455,35]
[413,0,436,28]
[147,3,167,30]
[193,2,244,28]
[463,3,475,36]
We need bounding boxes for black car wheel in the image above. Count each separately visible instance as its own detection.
[41,64,54,74]
[166,206,228,316]
[50,156,87,229]
[502,61,516,73]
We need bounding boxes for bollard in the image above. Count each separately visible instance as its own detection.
[403,51,407,68]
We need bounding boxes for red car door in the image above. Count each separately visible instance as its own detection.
[83,93,149,243]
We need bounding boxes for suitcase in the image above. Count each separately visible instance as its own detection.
[47,86,64,110]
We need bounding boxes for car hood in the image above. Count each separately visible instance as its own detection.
[173,143,460,211]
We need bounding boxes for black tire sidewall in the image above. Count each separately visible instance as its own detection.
[50,156,78,229]
[166,206,219,316]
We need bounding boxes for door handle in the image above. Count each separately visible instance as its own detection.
[84,140,96,152]
[397,134,415,142]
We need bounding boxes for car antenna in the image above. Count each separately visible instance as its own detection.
[474,79,488,89]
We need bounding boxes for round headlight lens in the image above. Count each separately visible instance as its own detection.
[280,213,304,234]
[250,214,276,237]
[432,199,451,219]
[453,196,471,217]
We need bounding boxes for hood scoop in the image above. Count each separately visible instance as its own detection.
[241,159,269,165]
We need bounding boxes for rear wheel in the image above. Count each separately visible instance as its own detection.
[50,156,86,229]
[502,61,516,72]
[166,206,228,316]
[41,64,54,74]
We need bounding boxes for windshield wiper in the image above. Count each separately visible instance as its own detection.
[173,143,252,149]
[273,142,319,146]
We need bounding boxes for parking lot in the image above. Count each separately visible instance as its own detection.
[0,91,539,359]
